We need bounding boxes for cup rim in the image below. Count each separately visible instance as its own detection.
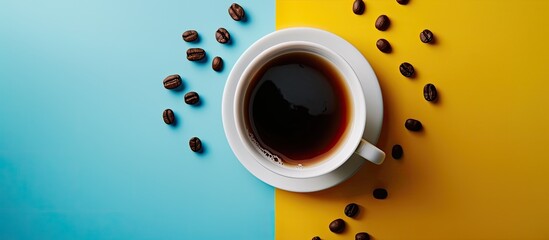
[233,41,367,179]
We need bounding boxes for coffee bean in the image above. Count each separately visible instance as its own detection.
[184,91,200,105]
[344,203,359,218]
[423,83,438,102]
[228,3,245,21]
[373,188,388,199]
[399,62,415,77]
[396,0,409,5]
[186,48,205,61]
[163,109,175,125]
[355,232,371,240]
[352,0,365,15]
[182,30,198,42]
[405,118,422,131]
[189,137,202,152]
[163,74,182,89]
[329,219,345,233]
[420,29,434,43]
[392,144,403,159]
[312,237,321,240]
[376,38,392,53]
[375,15,390,31]
[212,56,223,72]
[216,28,230,44]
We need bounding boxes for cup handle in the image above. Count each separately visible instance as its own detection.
[355,139,385,165]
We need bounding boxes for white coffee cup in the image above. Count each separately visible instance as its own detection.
[231,41,384,179]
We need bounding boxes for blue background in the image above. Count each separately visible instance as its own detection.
[0,0,274,239]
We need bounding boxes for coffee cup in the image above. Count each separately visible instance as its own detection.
[229,41,384,179]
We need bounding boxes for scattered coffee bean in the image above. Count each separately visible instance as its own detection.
[228,3,245,21]
[329,219,345,233]
[163,109,175,125]
[396,0,409,5]
[163,74,182,89]
[373,188,388,199]
[189,137,202,152]
[184,91,200,105]
[182,30,198,42]
[312,237,321,240]
[375,15,390,31]
[420,29,434,43]
[344,203,359,218]
[399,62,415,77]
[405,118,422,131]
[186,48,205,61]
[355,232,371,240]
[423,83,438,102]
[352,0,365,15]
[392,144,403,159]
[216,28,231,44]
[376,38,392,53]
[212,56,223,72]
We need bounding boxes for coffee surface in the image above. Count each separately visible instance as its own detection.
[245,52,350,166]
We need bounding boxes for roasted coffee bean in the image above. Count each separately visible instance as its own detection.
[163,109,175,125]
[373,188,388,199]
[163,74,182,89]
[186,48,205,61]
[182,30,198,42]
[396,0,409,5]
[216,28,231,44]
[375,15,390,31]
[420,29,434,43]
[376,38,392,53]
[355,232,371,240]
[405,118,422,131]
[392,144,403,159]
[344,203,359,218]
[312,237,321,240]
[423,83,438,102]
[352,0,365,15]
[228,3,245,21]
[212,56,223,72]
[399,62,415,77]
[189,137,202,152]
[184,91,200,105]
[329,219,345,233]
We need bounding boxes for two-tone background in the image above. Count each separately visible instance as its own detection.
[1,0,548,239]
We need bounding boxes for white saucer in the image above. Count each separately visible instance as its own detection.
[222,27,384,192]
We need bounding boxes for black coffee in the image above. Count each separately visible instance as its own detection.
[244,52,351,166]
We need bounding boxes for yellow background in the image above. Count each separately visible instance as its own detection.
[275,0,549,239]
